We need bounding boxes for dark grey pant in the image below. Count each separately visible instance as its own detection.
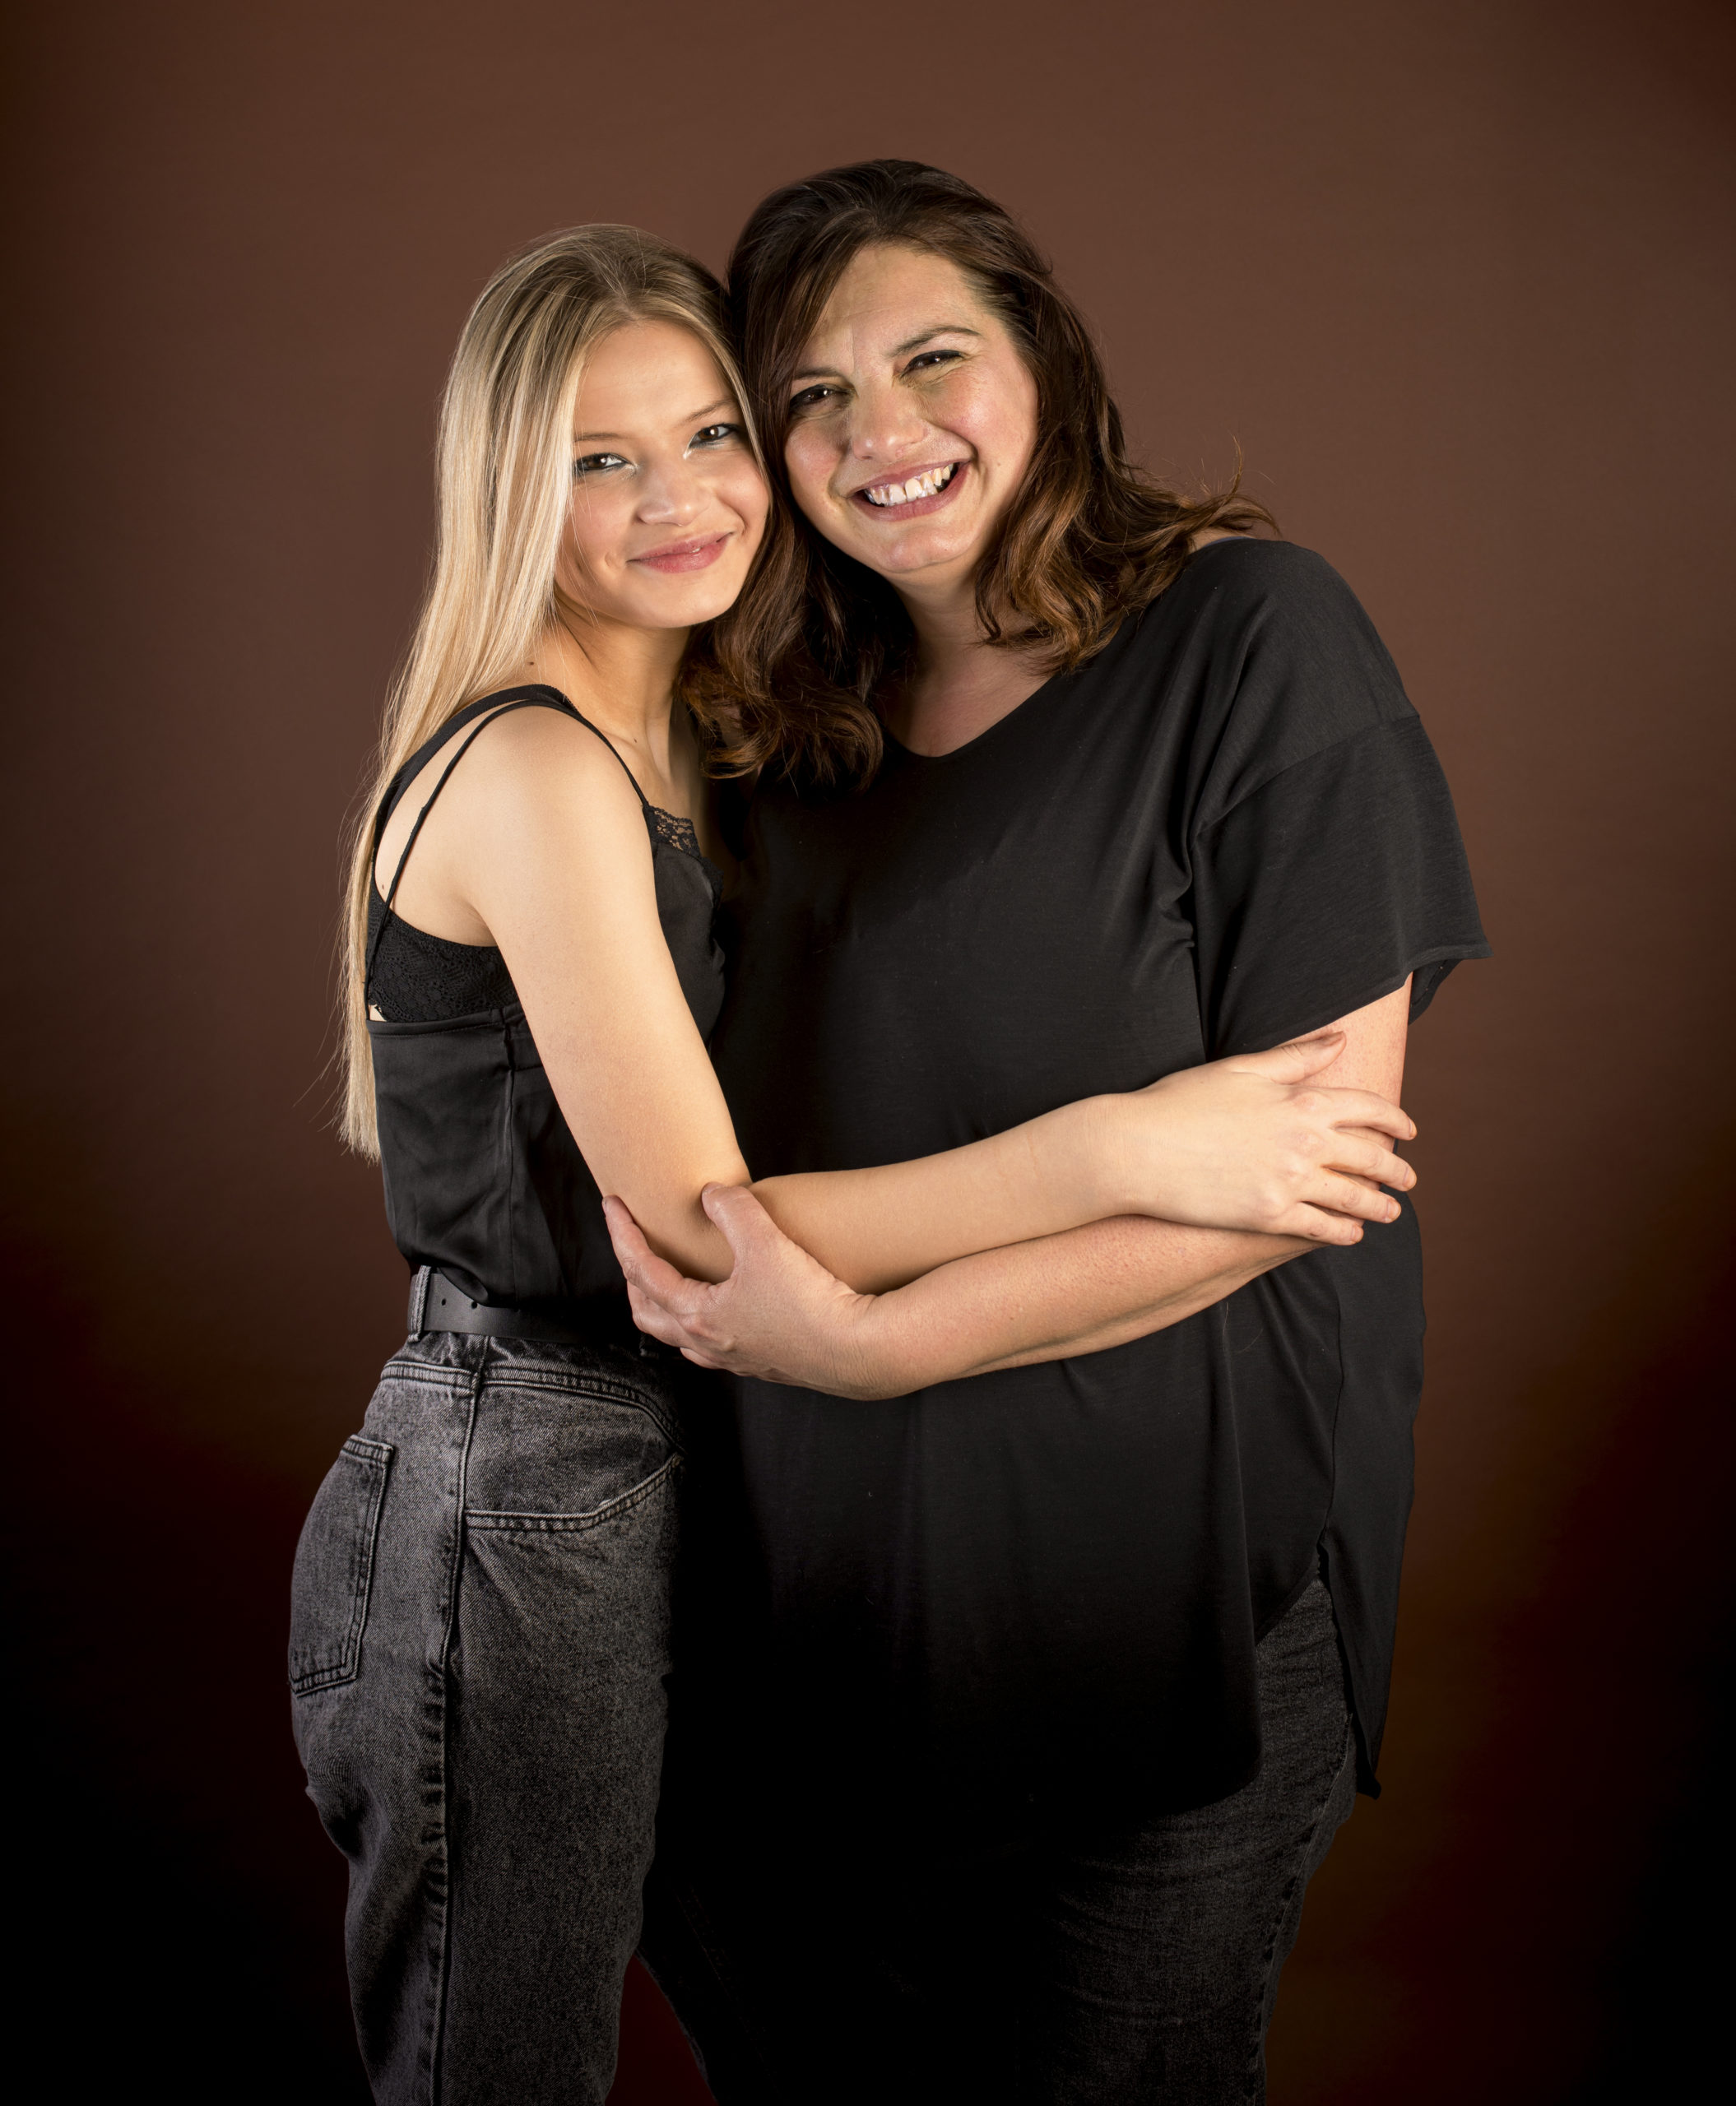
[289,1331,685,2105]
[645,1576,1356,2105]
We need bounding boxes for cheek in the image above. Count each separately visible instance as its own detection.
[782,428,837,517]
[564,490,626,580]
[728,466,771,541]
[949,370,1036,468]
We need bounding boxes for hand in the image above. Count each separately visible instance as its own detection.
[1114,1031,1417,1246]
[602,1185,896,1398]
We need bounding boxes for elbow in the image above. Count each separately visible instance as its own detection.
[626,1187,741,1285]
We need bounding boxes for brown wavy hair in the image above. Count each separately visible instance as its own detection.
[691,159,1274,786]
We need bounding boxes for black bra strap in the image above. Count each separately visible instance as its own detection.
[365,685,652,999]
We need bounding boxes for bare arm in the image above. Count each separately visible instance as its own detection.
[395,708,1415,1287]
[606,982,1411,1394]
[749,1018,1413,1291]
[927,978,1411,1373]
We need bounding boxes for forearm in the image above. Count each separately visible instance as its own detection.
[844,1217,1311,1395]
[750,986,1417,1295]
[750,1097,1121,1294]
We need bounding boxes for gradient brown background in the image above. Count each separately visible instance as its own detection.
[3,2,1731,2099]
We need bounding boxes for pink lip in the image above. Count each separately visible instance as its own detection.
[847,460,969,521]
[632,534,731,573]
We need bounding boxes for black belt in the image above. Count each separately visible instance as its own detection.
[407,1267,600,1347]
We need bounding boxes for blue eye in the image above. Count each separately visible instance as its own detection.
[573,452,627,477]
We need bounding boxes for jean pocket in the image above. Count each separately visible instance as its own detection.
[289,1436,394,1695]
[465,1450,681,1535]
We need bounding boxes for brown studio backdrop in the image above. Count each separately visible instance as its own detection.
[2,2,1731,2098]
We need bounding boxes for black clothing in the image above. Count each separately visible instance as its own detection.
[364,686,725,1319]
[645,1577,1355,2106]
[708,540,1488,1825]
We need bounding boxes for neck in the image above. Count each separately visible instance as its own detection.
[886,568,1051,758]
[524,609,689,783]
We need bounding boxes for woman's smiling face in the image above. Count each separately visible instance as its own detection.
[559,318,767,633]
[782,244,1039,599]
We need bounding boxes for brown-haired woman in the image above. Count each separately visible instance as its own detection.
[613,162,1489,2104]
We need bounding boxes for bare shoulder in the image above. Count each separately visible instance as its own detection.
[452,700,640,808]
[378,702,643,875]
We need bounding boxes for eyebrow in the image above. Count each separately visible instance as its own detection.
[790,325,982,383]
[572,397,736,443]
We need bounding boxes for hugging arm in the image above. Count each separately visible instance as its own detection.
[747,1021,1413,1291]
[945,980,1411,1371]
[606,982,1411,1396]
[446,711,1415,1292]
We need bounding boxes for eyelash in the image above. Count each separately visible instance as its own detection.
[788,350,963,415]
[571,424,743,477]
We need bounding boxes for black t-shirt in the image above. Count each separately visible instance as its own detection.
[707,539,1488,1828]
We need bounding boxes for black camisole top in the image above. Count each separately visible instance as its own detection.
[364,685,726,1323]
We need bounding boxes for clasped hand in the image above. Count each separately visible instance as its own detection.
[1112,1029,1415,1242]
[602,1031,1418,1394]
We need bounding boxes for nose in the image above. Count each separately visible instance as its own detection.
[846,374,928,466]
[634,457,705,526]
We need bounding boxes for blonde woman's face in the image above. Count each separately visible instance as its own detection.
[559,319,767,630]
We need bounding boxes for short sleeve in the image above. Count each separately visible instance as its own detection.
[1172,543,1489,1053]
[1191,713,1488,1055]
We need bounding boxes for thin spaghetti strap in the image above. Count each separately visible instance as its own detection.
[383,704,527,907]
[365,689,582,998]
[380,693,649,908]
[562,704,652,808]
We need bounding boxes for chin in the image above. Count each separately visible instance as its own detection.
[637,572,747,630]
[848,530,972,578]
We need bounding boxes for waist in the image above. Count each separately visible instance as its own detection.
[408,1266,652,1357]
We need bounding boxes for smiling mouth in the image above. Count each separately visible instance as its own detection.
[631,533,731,573]
[854,461,963,512]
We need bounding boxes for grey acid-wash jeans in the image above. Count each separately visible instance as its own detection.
[289,1329,687,2105]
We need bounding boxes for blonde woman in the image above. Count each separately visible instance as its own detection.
[286,226,1419,2103]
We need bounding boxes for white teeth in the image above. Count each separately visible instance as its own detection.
[864,462,957,508]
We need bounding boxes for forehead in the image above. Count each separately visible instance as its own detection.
[805,244,992,353]
[573,318,730,424]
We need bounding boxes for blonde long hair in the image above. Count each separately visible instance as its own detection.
[339,226,754,1156]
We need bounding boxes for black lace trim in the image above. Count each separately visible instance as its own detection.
[366,890,517,1023]
[366,805,711,1024]
[648,805,701,856]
